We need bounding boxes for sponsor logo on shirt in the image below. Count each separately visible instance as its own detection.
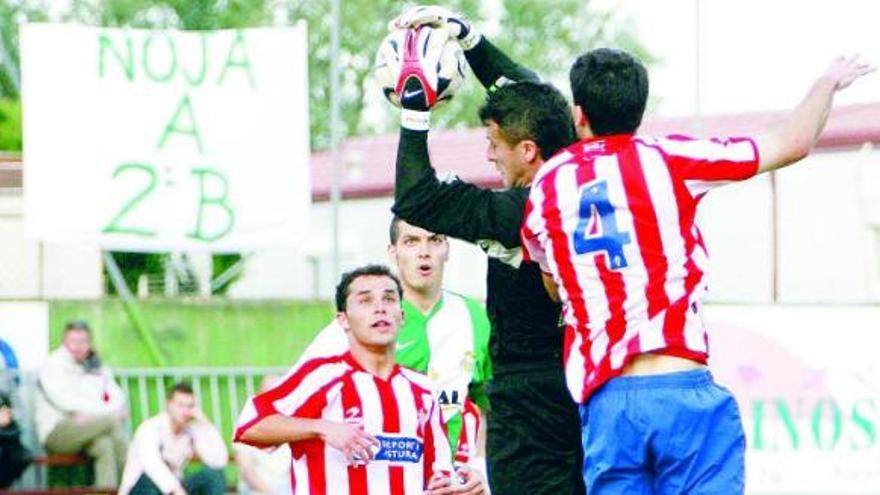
[374,435,423,463]
[437,389,462,407]
[345,406,363,427]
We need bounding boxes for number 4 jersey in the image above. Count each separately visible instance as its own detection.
[522,134,759,403]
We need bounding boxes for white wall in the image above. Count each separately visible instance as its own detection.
[0,301,49,370]
[0,189,102,299]
[229,145,879,304]
[228,196,489,300]
[1,145,876,305]
[700,145,880,304]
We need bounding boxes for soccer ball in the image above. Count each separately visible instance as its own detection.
[374,26,468,108]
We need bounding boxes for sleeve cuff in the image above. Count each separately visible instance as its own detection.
[401,109,430,131]
[461,32,482,51]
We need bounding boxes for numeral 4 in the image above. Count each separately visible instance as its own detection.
[573,180,631,269]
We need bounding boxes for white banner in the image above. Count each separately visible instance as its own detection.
[707,305,880,493]
[21,23,310,252]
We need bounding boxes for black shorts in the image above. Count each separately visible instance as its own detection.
[486,366,585,495]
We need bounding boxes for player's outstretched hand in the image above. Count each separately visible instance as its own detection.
[318,420,380,466]
[391,5,481,50]
[822,55,875,91]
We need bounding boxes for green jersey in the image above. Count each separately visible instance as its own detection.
[395,291,492,451]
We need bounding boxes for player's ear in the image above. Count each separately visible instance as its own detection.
[336,312,350,332]
[573,105,592,137]
[439,240,450,262]
[519,139,539,164]
[387,243,397,262]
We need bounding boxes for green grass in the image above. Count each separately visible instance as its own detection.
[49,299,336,367]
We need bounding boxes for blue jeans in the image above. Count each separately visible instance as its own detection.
[130,467,226,495]
[580,369,745,494]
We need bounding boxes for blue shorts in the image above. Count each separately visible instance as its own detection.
[580,369,745,495]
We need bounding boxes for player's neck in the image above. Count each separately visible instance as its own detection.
[404,285,442,315]
[350,345,396,380]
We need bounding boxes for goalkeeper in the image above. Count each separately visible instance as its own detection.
[388,6,584,495]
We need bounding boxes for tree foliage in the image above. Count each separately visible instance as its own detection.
[0,0,652,151]
[0,0,652,294]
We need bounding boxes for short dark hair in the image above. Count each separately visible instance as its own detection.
[569,48,649,136]
[478,81,576,160]
[64,320,91,334]
[335,264,403,312]
[389,216,404,244]
[167,382,194,399]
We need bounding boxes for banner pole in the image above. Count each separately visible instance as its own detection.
[102,251,167,366]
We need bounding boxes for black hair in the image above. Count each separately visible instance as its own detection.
[167,382,194,399]
[389,216,404,244]
[569,48,649,136]
[478,81,576,160]
[335,264,403,312]
[64,320,91,334]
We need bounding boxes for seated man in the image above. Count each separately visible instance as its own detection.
[35,320,128,489]
[0,391,32,489]
[119,383,228,495]
[235,264,485,495]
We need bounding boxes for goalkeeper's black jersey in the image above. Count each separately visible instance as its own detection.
[392,39,562,372]
[393,129,563,372]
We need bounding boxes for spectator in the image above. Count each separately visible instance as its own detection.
[234,374,290,495]
[119,382,227,495]
[35,320,128,489]
[0,391,32,488]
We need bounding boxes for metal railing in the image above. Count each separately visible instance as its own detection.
[0,366,288,489]
[114,367,287,439]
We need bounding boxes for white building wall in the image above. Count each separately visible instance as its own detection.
[698,145,880,304]
[230,145,880,305]
[227,196,489,300]
[1,144,877,304]
[0,189,102,299]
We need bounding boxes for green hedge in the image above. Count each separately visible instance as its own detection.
[0,98,22,151]
[49,299,335,367]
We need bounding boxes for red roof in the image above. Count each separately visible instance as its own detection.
[311,102,880,201]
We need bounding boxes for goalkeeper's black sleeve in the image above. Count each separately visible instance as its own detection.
[393,128,526,249]
[465,37,540,90]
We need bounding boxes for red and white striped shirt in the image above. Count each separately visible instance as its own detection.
[234,352,454,495]
[522,134,759,403]
[453,399,480,467]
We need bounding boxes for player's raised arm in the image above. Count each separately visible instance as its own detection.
[391,5,539,88]
[382,24,534,248]
[755,55,874,174]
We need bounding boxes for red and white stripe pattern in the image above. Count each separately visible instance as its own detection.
[234,353,453,495]
[454,399,481,467]
[522,134,759,403]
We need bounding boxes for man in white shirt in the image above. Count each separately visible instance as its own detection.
[119,383,228,495]
[35,320,128,488]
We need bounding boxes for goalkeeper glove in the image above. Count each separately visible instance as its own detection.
[391,5,481,51]
[394,26,454,130]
